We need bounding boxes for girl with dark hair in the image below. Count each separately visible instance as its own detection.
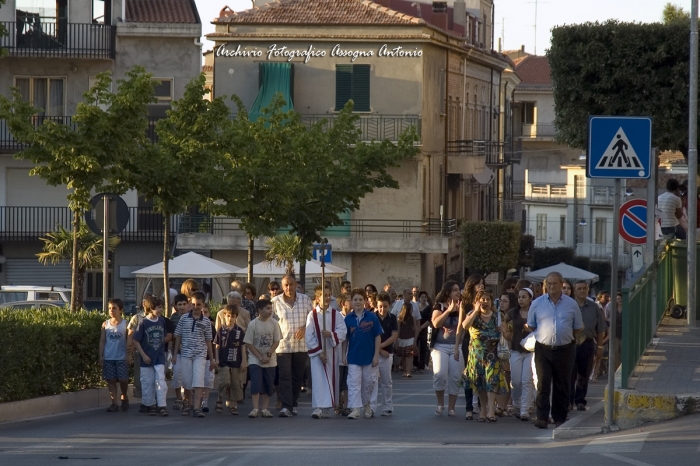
[562,280,574,297]
[515,279,532,293]
[396,303,416,378]
[462,290,508,422]
[457,274,484,420]
[502,287,535,421]
[364,284,378,295]
[430,280,463,417]
[500,278,518,296]
[417,291,432,372]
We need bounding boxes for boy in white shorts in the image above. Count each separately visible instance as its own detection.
[173,291,216,418]
[169,294,188,410]
[200,304,216,412]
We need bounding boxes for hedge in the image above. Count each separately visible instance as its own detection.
[0,308,105,403]
[462,221,521,275]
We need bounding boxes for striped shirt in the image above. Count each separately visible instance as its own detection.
[658,191,681,228]
[174,311,212,359]
[272,292,313,353]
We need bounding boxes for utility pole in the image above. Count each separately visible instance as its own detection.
[528,0,549,55]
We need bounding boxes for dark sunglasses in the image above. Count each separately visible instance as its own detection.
[270,287,279,291]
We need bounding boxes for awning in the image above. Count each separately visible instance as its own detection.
[249,62,294,121]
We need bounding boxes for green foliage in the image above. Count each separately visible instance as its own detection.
[590,260,612,291]
[519,234,535,269]
[548,21,694,156]
[0,308,105,402]
[462,222,521,275]
[663,3,689,23]
[37,222,120,270]
[572,255,591,272]
[532,247,575,270]
[0,0,7,58]
[265,233,311,276]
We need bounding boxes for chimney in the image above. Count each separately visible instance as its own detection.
[432,1,448,31]
[521,44,525,52]
[454,0,467,30]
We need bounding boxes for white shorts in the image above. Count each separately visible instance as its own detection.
[204,360,215,389]
[171,360,182,389]
[179,356,206,390]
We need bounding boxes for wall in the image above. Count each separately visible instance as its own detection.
[0,0,15,22]
[351,252,421,292]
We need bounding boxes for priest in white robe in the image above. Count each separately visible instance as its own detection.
[306,286,347,418]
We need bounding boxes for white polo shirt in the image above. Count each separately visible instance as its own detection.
[658,191,681,228]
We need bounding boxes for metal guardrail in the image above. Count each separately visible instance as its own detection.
[0,207,177,242]
[620,242,672,389]
[0,117,162,150]
[0,21,115,59]
[178,215,457,238]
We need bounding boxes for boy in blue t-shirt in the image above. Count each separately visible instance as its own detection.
[343,289,382,420]
[134,296,172,416]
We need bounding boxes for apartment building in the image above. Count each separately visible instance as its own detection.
[0,0,202,311]
[175,0,511,293]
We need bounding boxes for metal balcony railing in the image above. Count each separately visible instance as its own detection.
[0,21,115,59]
[178,215,456,238]
[447,140,502,158]
[521,123,557,139]
[0,207,177,242]
[296,115,420,143]
[0,116,162,151]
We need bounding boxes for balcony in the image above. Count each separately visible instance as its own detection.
[0,21,115,59]
[447,140,500,157]
[521,123,557,139]
[526,186,568,204]
[177,215,455,254]
[296,114,420,144]
[1,116,162,151]
[0,207,177,242]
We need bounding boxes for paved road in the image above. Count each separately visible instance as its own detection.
[1,372,698,466]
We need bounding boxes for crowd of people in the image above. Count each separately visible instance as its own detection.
[97,273,619,428]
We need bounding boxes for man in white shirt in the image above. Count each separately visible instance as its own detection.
[658,178,686,239]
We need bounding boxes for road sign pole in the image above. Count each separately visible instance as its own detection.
[688,0,698,328]
[647,149,658,338]
[102,195,109,314]
[606,178,621,429]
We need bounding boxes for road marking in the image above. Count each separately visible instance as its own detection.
[194,457,226,466]
[600,453,656,466]
[580,432,649,454]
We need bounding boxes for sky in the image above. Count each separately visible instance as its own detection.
[194,0,676,55]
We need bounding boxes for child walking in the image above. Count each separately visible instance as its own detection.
[169,294,188,410]
[335,293,352,416]
[99,298,130,412]
[344,288,383,419]
[372,293,398,417]
[396,302,417,378]
[244,299,281,418]
[214,304,247,415]
[133,296,172,416]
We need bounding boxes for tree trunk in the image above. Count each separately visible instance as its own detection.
[299,261,306,293]
[247,235,254,284]
[75,266,86,311]
[70,210,80,312]
[163,215,170,317]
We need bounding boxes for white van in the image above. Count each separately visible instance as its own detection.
[0,286,71,305]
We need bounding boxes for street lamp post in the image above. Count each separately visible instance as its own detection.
[688,0,698,328]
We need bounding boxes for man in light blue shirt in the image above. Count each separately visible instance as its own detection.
[527,272,583,429]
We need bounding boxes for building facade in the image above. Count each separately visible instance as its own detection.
[0,0,202,311]
[176,0,511,294]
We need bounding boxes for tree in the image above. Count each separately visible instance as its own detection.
[0,67,156,311]
[37,223,120,309]
[663,3,689,23]
[265,233,311,276]
[548,21,696,160]
[123,74,230,313]
[462,222,521,276]
[0,0,7,58]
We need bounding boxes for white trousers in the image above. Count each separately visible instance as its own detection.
[431,345,464,396]
[348,364,379,409]
[371,354,393,412]
[510,351,535,416]
[140,364,167,407]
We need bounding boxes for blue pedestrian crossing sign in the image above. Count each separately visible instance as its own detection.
[587,116,652,179]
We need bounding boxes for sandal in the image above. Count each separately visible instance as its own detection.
[495,407,504,417]
[465,412,474,420]
[215,401,223,414]
[448,410,456,417]
[487,416,497,423]
[193,409,205,418]
[435,406,444,416]
[173,399,182,411]
[229,406,239,415]
[477,417,486,422]
[181,404,191,417]
[159,407,169,417]
[106,403,119,412]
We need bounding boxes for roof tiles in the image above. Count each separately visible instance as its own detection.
[514,55,551,86]
[126,0,199,24]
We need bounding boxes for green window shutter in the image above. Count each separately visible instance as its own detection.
[335,65,352,111]
[352,64,371,112]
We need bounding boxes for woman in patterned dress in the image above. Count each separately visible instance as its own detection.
[462,290,508,422]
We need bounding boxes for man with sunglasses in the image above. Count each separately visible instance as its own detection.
[268,281,282,298]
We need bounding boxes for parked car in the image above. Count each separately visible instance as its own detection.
[2,300,66,310]
[0,286,71,305]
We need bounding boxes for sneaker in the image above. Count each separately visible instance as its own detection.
[534,419,548,429]
[381,409,393,417]
[106,403,119,413]
[120,397,129,412]
[577,404,587,411]
[159,407,169,417]
[201,400,209,413]
[435,406,444,416]
[148,405,157,416]
[278,408,291,417]
[347,408,361,419]
[248,409,259,418]
[292,407,298,416]
[139,404,149,414]
[521,414,530,422]
[261,409,274,418]
[364,404,373,419]
[312,408,323,419]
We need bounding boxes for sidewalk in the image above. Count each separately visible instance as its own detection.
[613,316,700,429]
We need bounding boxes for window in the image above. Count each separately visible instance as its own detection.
[335,65,370,112]
[595,218,607,245]
[522,102,535,125]
[152,78,173,103]
[560,215,566,242]
[536,214,547,241]
[93,0,112,24]
[15,77,65,116]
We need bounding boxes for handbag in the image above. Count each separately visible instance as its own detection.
[520,333,536,352]
[497,312,511,361]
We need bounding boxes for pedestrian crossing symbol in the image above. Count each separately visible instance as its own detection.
[595,128,643,170]
[587,116,651,179]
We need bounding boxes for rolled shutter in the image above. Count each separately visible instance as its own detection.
[352,65,371,112]
[335,65,352,111]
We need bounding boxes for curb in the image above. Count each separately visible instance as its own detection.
[604,387,700,430]
[551,400,604,440]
